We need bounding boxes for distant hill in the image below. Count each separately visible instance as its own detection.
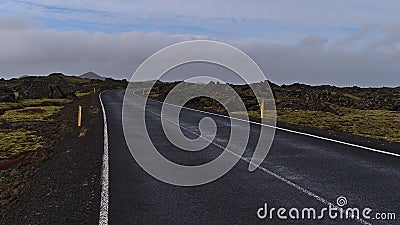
[0,73,128,101]
[79,72,106,81]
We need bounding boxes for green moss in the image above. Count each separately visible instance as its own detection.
[232,108,400,142]
[0,102,21,111]
[20,98,72,107]
[0,98,72,111]
[343,93,361,101]
[148,92,160,98]
[277,108,400,142]
[0,129,43,159]
[232,110,277,120]
[0,106,63,122]
[75,91,92,97]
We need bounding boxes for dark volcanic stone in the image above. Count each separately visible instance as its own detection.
[0,88,15,102]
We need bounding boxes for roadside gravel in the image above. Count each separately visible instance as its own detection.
[1,94,103,224]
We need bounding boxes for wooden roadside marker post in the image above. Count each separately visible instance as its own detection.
[260,98,265,119]
[78,105,82,127]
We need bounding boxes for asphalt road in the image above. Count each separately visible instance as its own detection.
[100,90,399,225]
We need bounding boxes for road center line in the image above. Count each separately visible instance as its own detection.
[141,102,371,225]
[140,102,371,225]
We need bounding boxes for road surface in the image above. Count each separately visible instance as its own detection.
[100,90,399,225]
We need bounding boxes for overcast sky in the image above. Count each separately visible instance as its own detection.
[1,1,399,86]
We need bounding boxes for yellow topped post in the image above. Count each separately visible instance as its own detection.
[78,105,82,127]
[260,98,264,119]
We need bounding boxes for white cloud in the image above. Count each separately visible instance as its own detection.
[6,0,399,26]
[2,0,400,41]
[0,1,399,86]
[0,19,399,87]
[299,35,328,49]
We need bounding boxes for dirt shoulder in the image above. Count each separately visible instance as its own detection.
[1,93,103,224]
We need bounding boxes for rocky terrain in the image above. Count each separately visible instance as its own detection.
[0,73,127,102]
[145,80,400,143]
[147,80,400,113]
[273,83,400,112]
[1,94,104,224]
[0,75,398,222]
[0,74,127,222]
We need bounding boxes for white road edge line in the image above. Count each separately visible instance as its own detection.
[99,92,109,225]
[143,106,371,225]
[137,92,400,158]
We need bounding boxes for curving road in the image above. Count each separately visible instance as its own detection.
[100,90,399,225]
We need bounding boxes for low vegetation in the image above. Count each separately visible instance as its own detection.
[20,98,72,107]
[0,73,128,215]
[0,102,20,111]
[277,108,400,142]
[1,106,63,123]
[0,98,72,111]
[75,91,92,97]
[0,130,43,159]
[231,108,400,142]
[0,107,65,171]
[0,73,127,163]
[0,99,72,162]
[147,81,400,143]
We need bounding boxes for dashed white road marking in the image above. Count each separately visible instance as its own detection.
[143,105,371,225]
[100,90,382,224]
[99,92,109,225]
